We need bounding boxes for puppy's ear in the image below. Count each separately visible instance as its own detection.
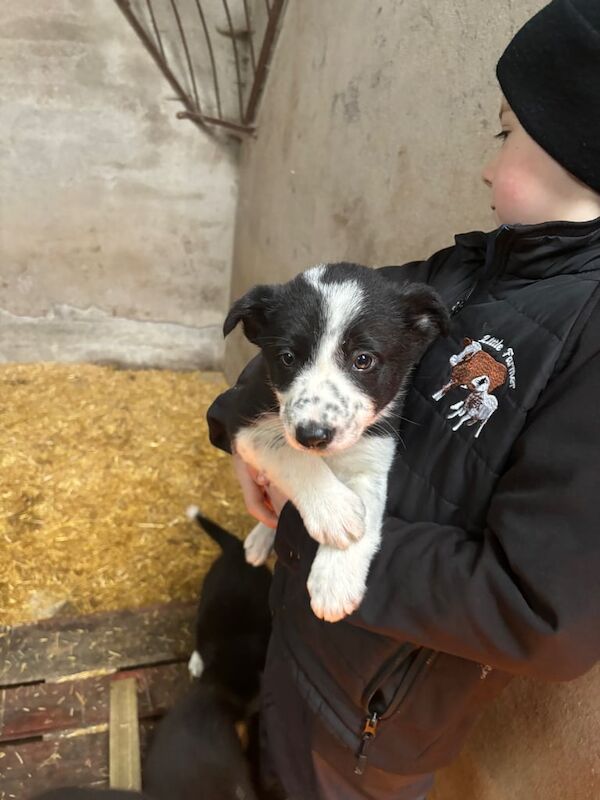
[223,284,278,345]
[396,283,450,341]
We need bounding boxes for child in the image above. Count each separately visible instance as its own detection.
[207,1,600,798]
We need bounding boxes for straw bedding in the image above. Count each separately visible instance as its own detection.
[0,364,253,627]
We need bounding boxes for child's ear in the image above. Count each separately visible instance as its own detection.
[396,283,450,341]
[223,284,279,345]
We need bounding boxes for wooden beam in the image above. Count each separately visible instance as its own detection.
[0,722,156,797]
[0,602,195,686]
[0,730,109,796]
[109,677,141,791]
[0,662,187,744]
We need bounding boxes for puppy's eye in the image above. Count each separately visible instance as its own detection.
[353,353,375,371]
[280,351,295,366]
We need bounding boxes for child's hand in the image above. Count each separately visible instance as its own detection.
[255,473,290,518]
[232,453,283,529]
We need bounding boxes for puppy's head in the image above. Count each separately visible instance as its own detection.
[225,263,448,453]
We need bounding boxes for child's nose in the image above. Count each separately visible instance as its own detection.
[481,150,499,189]
[481,159,494,189]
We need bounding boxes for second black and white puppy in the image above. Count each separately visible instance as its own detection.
[142,680,259,800]
[142,510,272,800]
[223,263,449,623]
[185,508,272,703]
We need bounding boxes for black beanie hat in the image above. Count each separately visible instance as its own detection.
[497,0,600,194]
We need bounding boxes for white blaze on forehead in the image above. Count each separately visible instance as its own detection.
[305,263,326,283]
[304,266,364,365]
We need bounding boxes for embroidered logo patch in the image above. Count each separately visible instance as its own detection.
[432,336,516,438]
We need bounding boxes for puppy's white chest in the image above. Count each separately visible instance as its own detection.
[324,435,395,486]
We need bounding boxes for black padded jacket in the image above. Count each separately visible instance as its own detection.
[206,218,600,787]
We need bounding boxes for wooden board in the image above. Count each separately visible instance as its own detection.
[0,663,187,744]
[0,602,195,796]
[109,678,141,791]
[0,602,195,686]
[0,721,156,800]
[0,729,110,799]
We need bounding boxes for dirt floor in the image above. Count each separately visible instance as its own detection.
[0,363,253,627]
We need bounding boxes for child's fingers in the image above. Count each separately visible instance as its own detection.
[263,483,291,517]
[262,490,275,514]
[246,488,279,529]
[240,474,278,528]
[232,454,278,529]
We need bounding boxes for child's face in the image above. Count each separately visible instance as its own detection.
[481,99,600,226]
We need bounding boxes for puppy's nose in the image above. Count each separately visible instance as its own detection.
[295,423,334,449]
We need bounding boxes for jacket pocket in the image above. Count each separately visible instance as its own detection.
[353,645,438,774]
[285,629,511,776]
[362,644,437,720]
[371,651,512,773]
[284,634,439,775]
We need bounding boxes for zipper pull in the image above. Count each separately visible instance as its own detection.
[450,298,465,316]
[354,712,379,775]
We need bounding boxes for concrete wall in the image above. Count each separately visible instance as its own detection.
[226,2,600,798]
[0,0,239,368]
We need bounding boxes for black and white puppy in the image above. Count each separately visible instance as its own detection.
[185,508,272,702]
[142,510,271,800]
[224,263,449,623]
[142,681,258,800]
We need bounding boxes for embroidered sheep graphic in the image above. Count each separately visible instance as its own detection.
[446,374,498,438]
[432,338,508,438]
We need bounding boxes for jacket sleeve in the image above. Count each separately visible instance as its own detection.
[350,313,600,681]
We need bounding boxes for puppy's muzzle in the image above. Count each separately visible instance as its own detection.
[295,422,335,450]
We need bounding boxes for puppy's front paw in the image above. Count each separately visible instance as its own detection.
[244,522,275,566]
[307,551,367,623]
[301,485,365,549]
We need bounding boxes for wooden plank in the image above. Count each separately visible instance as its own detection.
[0,663,188,743]
[0,723,155,799]
[109,678,141,791]
[0,603,195,686]
[0,730,109,799]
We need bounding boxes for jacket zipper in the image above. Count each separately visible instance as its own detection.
[355,711,379,775]
[450,225,513,317]
[354,646,437,775]
[450,284,476,316]
[355,226,511,773]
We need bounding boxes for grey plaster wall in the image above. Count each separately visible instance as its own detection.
[0,0,239,368]
[225,2,600,798]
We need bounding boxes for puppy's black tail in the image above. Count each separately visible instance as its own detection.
[186,505,241,553]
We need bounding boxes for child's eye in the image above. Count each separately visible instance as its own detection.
[494,130,509,142]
